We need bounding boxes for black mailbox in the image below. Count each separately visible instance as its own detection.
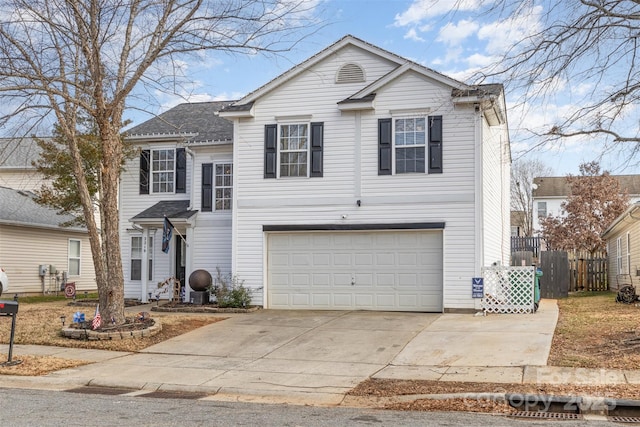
[0,300,18,315]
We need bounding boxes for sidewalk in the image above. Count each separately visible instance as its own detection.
[2,300,635,408]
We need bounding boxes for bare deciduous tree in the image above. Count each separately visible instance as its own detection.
[540,161,629,254]
[0,0,321,325]
[479,1,640,158]
[511,158,553,236]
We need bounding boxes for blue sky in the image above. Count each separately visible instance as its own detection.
[126,0,640,177]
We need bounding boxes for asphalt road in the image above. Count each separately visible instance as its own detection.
[0,388,620,426]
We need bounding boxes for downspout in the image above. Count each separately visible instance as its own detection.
[185,146,195,210]
[474,104,484,311]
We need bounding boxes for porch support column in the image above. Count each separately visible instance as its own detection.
[184,225,195,302]
[141,227,150,303]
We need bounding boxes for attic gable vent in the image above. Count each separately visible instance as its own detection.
[336,63,365,84]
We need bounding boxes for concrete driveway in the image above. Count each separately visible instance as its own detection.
[43,300,558,405]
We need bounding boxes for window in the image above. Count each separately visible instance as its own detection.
[537,202,547,218]
[68,239,81,276]
[215,163,233,210]
[378,116,442,175]
[617,237,623,274]
[131,236,153,281]
[264,123,323,179]
[395,117,426,173]
[152,149,175,193]
[139,148,186,194]
[627,233,632,275]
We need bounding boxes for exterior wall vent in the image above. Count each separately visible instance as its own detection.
[336,63,365,84]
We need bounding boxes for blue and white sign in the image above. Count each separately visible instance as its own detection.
[472,277,484,298]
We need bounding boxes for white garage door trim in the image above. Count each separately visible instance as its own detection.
[265,224,444,312]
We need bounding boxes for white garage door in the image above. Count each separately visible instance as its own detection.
[267,230,443,312]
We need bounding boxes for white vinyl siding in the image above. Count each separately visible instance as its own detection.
[627,232,632,275]
[0,225,96,294]
[231,46,498,311]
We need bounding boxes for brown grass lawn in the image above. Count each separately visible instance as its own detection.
[0,297,225,375]
[548,291,640,369]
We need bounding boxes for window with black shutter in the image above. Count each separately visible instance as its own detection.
[176,148,186,193]
[202,163,213,212]
[428,115,443,174]
[264,124,277,178]
[264,122,324,178]
[378,118,392,175]
[139,150,150,194]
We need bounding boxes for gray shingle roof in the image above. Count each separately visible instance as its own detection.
[130,200,197,221]
[125,101,235,144]
[0,138,44,168]
[533,175,640,197]
[0,186,86,231]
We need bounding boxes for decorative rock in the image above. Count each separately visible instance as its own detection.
[188,269,212,291]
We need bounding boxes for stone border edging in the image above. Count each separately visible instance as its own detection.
[60,321,162,341]
[151,305,260,314]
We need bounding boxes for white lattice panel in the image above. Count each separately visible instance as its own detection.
[481,266,535,314]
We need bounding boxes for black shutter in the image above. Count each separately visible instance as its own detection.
[310,122,323,177]
[139,150,150,194]
[176,148,186,193]
[264,124,277,178]
[201,163,213,212]
[428,116,443,174]
[378,118,392,175]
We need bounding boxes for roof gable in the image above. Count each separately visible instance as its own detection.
[230,35,471,108]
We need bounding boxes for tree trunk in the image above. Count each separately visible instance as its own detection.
[97,121,126,325]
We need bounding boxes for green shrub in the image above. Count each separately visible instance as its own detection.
[211,268,251,308]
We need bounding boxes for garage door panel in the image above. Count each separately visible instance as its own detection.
[268,230,443,312]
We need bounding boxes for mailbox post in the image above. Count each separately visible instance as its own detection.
[0,299,20,366]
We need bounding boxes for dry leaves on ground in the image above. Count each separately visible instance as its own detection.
[0,300,225,375]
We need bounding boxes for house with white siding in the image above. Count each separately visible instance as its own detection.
[121,35,510,312]
[602,202,640,291]
[532,175,640,235]
[0,186,96,295]
[120,101,234,302]
[0,138,97,295]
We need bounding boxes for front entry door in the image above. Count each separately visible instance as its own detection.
[175,235,186,286]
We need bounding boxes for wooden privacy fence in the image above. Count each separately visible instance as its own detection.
[512,249,608,297]
[568,250,608,292]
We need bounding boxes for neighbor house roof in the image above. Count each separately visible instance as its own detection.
[125,101,235,144]
[0,186,86,232]
[533,175,640,198]
[0,138,44,169]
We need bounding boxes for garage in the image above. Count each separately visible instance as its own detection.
[266,228,443,312]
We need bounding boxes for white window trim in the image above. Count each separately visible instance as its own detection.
[68,239,81,276]
[214,162,233,211]
[537,202,547,218]
[277,122,310,178]
[392,116,427,174]
[627,232,632,275]
[150,148,176,194]
[131,235,153,281]
[617,237,623,274]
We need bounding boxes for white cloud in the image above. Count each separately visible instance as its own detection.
[394,0,483,26]
[477,6,543,55]
[436,19,479,46]
[404,28,425,42]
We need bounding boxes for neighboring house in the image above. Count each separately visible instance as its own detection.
[0,186,96,295]
[602,202,640,291]
[532,175,640,234]
[510,211,526,237]
[0,138,46,190]
[121,35,510,312]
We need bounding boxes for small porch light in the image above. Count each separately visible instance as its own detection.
[60,315,66,327]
